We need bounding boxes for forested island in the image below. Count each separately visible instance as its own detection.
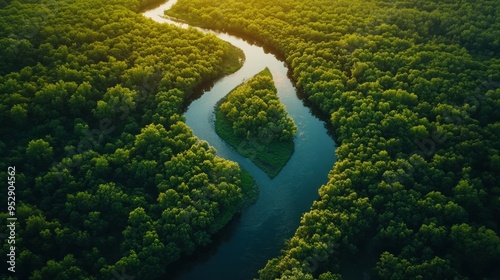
[0,0,258,279]
[215,68,297,178]
[168,0,500,279]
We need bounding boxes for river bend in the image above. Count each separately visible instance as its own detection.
[143,2,337,279]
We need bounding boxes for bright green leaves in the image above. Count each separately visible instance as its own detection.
[168,0,500,278]
[219,68,297,142]
[92,85,137,121]
[26,139,54,166]
[215,68,296,178]
[0,0,249,278]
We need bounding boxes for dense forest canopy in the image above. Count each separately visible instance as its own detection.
[219,68,296,143]
[215,67,297,178]
[1,0,499,278]
[168,0,500,279]
[0,0,257,279]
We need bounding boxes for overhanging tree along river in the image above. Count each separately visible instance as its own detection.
[145,1,336,278]
[0,0,335,278]
[0,0,258,278]
[167,0,500,279]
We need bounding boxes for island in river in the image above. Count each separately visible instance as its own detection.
[215,67,297,178]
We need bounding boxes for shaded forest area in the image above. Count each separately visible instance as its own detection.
[0,0,256,279]
[215,67,296,178]
[168,0,500,279]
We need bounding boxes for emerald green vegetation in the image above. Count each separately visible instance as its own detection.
[0,0,255,279]
[215,68,297,178]
[169,0,500,279]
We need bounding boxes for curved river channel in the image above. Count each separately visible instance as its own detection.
[144,2,337,279]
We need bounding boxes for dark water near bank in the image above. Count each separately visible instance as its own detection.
[144,2,337,279]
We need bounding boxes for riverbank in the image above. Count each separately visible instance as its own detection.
[215,107,294,178]
[145,1,336,279]
[214,68,295,178]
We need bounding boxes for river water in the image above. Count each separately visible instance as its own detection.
[143,2,337,279]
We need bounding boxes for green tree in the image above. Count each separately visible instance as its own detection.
[26,139,54,166]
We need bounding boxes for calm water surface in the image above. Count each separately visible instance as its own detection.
[144,2,337,279]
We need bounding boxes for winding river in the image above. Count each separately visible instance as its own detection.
[144,2,337,279]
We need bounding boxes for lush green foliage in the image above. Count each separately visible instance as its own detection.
[0,0,254,279]
[170,0,500,279]
[219,68,296,142]
[215,68,296,178]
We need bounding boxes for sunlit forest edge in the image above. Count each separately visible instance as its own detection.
[0,0,499,279]
[0,0,254,278]
[215,67,296,178]
[168,0,500,279]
